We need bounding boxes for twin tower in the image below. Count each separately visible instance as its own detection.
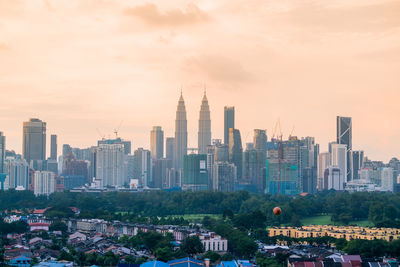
[174,92,211,170]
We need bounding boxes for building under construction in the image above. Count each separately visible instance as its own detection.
[266,136,318,195]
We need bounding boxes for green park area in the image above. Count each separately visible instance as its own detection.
[300,214,373,227]
[170,214,220,222]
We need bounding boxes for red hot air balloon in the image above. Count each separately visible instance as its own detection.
[273,207,282,215]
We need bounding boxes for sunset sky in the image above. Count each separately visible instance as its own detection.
[0,0,399,161]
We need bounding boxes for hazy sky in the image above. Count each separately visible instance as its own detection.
[0,0,399,162]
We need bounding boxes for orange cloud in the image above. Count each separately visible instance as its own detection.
[124,3,209,27]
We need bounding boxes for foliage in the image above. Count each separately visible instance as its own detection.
[202,250,221,263]
[1,190,400,228]
[180,236,204,256]
[0,220,28,234]
[49,221,68,233]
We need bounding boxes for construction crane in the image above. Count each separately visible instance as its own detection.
[289,125,295,139]
[96,128,105,141]
[113,120,123,138]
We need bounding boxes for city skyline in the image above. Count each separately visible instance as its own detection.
[0,0,399,161]
[0,91,398,163]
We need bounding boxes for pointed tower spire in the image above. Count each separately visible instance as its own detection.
[174,92,187,170]
[198,90,211,154]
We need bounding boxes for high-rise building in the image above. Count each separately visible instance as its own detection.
[224,106,235,146]
[337,116,352,182]
[323,166,343,190]
[352,150,364,180]
[330,143,347,182]
[62,153,88,182]
[214,143,229,162]
[253,129,267,153]
[0,132,5,174]
[182,154,208,191]
[266,137,301,195]
[243,148,266,193]
[34,171,55,196]
[88,146,97,181]
[62,144,72,157]
[23,118,46,164]
[381,167,394,192]
[166,137,175,162]
[98,138,131,155]
[229,128,243,180]
[153,158,172,189]
[213,161,236,192]
[317,152,331,190]
[133,148,152,187]
[299,137,319,194]
[206,143,216,190]
[5,157,29,190]
[50,134,57,160]
[150,126,164,160]
[198,92,211,154]
[174,93,188,170]
[96,144,125,187]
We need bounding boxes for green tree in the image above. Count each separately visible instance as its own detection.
[181,236,204,256]
[49,221,68,233]
[202,250,221,263]
[155,247,173,262]
[221,252,233,261]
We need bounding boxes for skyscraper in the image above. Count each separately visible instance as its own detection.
[243,148,266,193]
[133,148,152,187]
[174,93,188,170]
[50,134,57,160]
[23,118,46,164]
[150,126,164,159]
[253,129,267,153]
[182,154,208,191]
[96,144,125,187]
[330,143,347,182]
[352,150,364,180]
[228,128,243,179]
[5,157,29,190]
[224,107,235,146]
[98,138,131,155]
[166,137,175,162]
[317,152,330,190]
[337,116,352,181]
[198,92,211,154]
[324,166,343,190]
[34,171,55,196]
[213,161,236,192]
[0,132,5,174]
[153,158,172,189]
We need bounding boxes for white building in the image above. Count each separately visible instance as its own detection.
[317,152,330,190]
[381,167,394,192]
[324,166,343,190]
[96,144,125,187]
[198,232,228,252]
[5,157,29,190]
[34,171,55,196]
[345,179,379,192]
[330,144,347,182]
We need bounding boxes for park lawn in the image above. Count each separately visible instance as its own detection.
[301,215,374,227]
[301,215,333,226]
[170,214,220,221]
[348,220,373,227]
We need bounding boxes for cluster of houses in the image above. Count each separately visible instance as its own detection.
[65,218,228,252]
